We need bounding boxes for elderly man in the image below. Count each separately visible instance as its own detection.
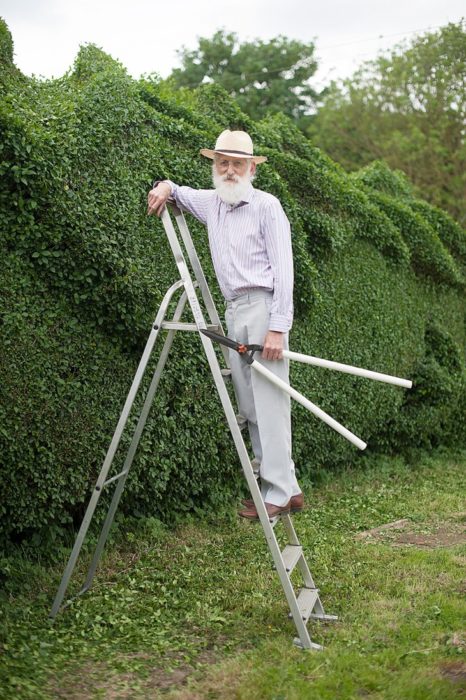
[147,130,303,519]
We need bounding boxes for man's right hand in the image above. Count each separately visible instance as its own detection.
[147,182,172,217]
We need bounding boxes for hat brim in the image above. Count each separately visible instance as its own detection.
[200,148,267,164]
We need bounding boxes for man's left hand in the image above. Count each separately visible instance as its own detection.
[262,331,284,361]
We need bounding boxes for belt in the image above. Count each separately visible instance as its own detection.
[226,288,273,308]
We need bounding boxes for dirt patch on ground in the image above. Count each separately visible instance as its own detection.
[439,660,466,684]
[393,527,466,548]
[47,656,151,700]
[144,648,221,695]
[355,519,410,540]
[47,640,234,699]
[356,513,466,549]
[146,664,194,693]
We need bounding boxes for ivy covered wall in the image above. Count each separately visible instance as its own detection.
[1,19,464,546]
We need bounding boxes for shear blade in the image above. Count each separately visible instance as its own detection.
[200,328,240,351]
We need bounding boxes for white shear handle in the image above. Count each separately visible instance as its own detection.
[251,360,367,451]
[283,351,412,389]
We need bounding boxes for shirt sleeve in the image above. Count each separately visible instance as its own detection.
[262,197,294,333]
[162,180,211,226]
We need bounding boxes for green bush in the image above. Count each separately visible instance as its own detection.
[351,161,465,287]
[0,19,465,546]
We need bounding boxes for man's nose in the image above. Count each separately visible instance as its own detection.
[226,162,236,175]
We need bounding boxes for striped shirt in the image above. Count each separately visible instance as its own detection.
[168,181,294,332]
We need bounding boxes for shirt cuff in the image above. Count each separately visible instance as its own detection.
[152,179,175,194]
[269,313,292,333]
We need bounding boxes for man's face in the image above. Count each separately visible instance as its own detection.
[213,156,256,182]
[212,156,256,205]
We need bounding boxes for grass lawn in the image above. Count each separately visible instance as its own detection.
[1,448,465,699]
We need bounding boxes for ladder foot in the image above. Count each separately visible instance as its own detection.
[293,637,324,651]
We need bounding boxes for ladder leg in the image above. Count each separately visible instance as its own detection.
[281,513,336,628]
[197,334,315,650]
[49,281,184,618]
[174,210,229,365]
[166,209,338,647]
[282,515,317,587]
[79,291,190,595]
[49,484,106,618]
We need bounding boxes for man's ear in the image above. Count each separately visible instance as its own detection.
[250,162,257,176]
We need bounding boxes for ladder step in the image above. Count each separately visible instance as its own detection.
[281,544,303,573]
[293,588,320,623]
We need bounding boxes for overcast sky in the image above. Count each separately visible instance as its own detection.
[1,0,464,88]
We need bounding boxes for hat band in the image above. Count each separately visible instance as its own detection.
[214,148,253,157]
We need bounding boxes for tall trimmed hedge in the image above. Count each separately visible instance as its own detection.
[1,20,465,546]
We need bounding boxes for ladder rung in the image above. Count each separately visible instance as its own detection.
[161,322,197,331]
[102,470,128,487]
[294,588,320,622]
[161,322,220,332]
[281,544,303,573]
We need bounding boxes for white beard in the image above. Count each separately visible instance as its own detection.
[212,168,254,205]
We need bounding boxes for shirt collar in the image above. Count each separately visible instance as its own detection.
[216,184,255,210]
[228,183,254,209]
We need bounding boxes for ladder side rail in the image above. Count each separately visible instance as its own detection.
[281,515,328,620]
[296,555,326,619]
[162,212,273,523]
[171,205,230,366]
[296,554,328,619]
[296,556,319,593]
[161,211,208,331]
[160,211,263,497]
[49,280,184,618]
[160,211,316,649]
[281,514,300,546]
[78,289,191,597]
[172,204,222,326]
[281,514,318,587]
[196,330,315,651]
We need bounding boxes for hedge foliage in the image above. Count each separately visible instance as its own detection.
[1,20,465,547]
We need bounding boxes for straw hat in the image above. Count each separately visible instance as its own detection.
[200,130,267,164]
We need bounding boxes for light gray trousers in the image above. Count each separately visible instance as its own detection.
[225,290,301,506]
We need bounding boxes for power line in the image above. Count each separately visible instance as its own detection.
[315,21,463,52]
[166,19,464,89]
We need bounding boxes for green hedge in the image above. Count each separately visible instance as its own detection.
[1,20,465,546]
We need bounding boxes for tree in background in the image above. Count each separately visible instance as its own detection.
[309,21,466,225]
[167,29,321,128]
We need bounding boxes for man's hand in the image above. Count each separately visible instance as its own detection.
[147,182,172,216]
[262,331,284,361]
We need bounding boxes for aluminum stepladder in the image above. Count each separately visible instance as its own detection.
[50,200,337,649]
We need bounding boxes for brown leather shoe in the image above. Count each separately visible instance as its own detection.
[241,493,304,513]
[239,500,291,520]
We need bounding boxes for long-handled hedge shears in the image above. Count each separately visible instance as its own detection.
[201,328,412,451]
